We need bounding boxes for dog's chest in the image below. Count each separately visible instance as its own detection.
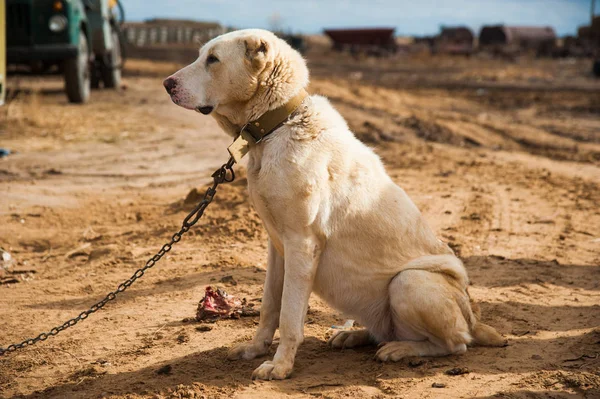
[246,154,286,250]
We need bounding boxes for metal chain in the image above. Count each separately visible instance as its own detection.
[0,156,235,357]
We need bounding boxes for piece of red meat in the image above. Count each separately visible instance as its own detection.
[196,286,241,321]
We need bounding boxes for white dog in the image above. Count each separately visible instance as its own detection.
[164,29,505,380]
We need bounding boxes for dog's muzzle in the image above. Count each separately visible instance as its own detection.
[163,78,177,95]
[197,106,214,115]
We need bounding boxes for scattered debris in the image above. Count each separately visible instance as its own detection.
[563,353,599,362]
[0,248,31,285]
[557,371,600,390]
[434,170,454,178]
[332,319,355,329]
[445,367,470,376]
[92,359,112,367]
[70,365,107,380]
[529,219,555,225]
[176,332,190,344]
[408,359,426,368]
[431,382,446,388]
[462,213,481,221]
[1,248,14,272]
[156,364,172,375]
[233,305,260,319]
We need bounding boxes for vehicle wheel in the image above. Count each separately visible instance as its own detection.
[101,27,122,89]
[64,31,91,103]
[91,59,101,89]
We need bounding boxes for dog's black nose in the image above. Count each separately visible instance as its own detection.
[197,106,214,115]
[163,78,177,94]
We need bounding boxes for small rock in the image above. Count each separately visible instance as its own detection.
[531,354,543,360]
[176,333,189,344]
[445,367,470,376]
[432,382,446,388]
[219,275,237,286]
[195,325,213,332]
[408,359,425,368]
[82,227,102,242]
[156,364,172,375]
[1,248,14,272]
[468,213,481,220]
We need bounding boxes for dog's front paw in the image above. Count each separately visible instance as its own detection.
[251,360,293,380]
[227,341,269,361]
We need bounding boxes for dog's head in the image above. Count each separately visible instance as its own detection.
[163,29,308,130]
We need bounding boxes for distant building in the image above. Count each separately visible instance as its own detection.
[433,26,475,55]
[479,25,556,55]
[577,16,600,52]
[323,28,397,55]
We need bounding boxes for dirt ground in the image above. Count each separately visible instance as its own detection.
[1,51,599,399]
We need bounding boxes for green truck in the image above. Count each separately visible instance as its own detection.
[6,0,125,103]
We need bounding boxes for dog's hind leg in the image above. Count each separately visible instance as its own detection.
[376,340,466,362]
[376,256,474,362]
[328,329,374,349]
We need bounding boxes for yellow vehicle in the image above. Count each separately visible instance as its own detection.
[1,0,6,105]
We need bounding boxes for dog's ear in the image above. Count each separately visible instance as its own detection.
[244,36,268,69]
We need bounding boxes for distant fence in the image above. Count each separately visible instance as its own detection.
[122,22,226,47]
[121,21,227,63]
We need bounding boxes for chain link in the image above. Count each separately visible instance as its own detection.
[0,157,235,357]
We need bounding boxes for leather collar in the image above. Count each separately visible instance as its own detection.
[228,89,308,162]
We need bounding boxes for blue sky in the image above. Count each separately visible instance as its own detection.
[125,0,594,36]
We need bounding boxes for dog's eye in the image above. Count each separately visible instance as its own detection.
[206,54,219,65]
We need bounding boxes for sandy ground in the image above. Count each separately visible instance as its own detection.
[0,53,599,399]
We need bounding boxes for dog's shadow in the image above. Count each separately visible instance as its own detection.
[13,256,600,398]
[15,331,599,399]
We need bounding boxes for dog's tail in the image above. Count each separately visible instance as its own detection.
[467,295,507,347]
[471,322,506,347]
